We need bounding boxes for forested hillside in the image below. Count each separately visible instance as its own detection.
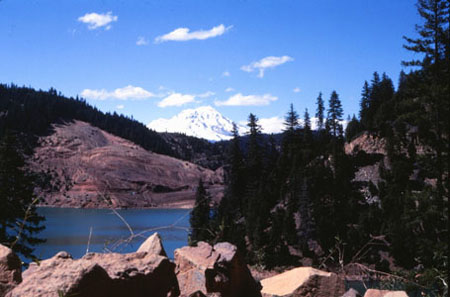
[0,85,175,156]
[0,85,230,170]
[190,0,449,294]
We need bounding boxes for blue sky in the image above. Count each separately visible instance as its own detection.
[0,0,421,132]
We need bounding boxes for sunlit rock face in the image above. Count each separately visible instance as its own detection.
[29,120,224,208]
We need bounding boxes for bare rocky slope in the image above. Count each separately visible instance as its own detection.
[29,120,224,208]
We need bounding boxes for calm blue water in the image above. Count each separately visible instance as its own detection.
[34,208,191,261]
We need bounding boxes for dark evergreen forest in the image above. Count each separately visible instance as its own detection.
[0,0,447,294]
[190,0,449,294]
[0,83,229,169]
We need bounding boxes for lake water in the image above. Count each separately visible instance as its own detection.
[34,207,191,261]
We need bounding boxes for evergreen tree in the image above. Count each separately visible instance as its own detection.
[359,81,371,128]
[245,114,264,247]
[303,109,312,143]
[402,0,449,203]
[216,123,247,250]
[403,0,449,68]
[315,92,325,130]
[0,132,45,260]
[373,73,395,131]
[284,103,300,132]
[327,91,344,137]
[189,179,211,245]
[246,113,263,175]
[303,109,311,131]
[345,114,362,142]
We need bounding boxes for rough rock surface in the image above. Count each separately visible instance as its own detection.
[29,120,224,208]
[7,250,179,297]
[0,245,21,297]
[342,288,362,297]
[260,267,345,297]
[363,289,409,297]
[345,132,387,156]
[174,241,261,297]
[137,232,167,256]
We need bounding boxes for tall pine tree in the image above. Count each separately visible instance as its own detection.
[327,91,344,137]
[0,132,45,260]
[315,92,325,130]
[189,179,211,245]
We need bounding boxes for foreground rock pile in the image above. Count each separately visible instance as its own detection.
[0,246,21,297]
[260,266,345,297]
[175,241,261,297]
[0,234,410,297]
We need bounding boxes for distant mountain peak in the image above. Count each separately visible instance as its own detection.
[147,106,243,141]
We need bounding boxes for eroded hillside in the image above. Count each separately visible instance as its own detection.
[29,121,224,208]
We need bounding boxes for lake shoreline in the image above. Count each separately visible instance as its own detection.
[37,203,194,210]
[33,208,191,261]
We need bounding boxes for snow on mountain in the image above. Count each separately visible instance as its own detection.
[147,106,244,141]
[148,106,349,141]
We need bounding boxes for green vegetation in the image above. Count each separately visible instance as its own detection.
[0,131,45,261]
[189,179,212,245]
[191,0,448,294]
[0,84,225,170]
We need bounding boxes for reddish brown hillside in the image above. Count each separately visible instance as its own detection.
[29,121,224,208]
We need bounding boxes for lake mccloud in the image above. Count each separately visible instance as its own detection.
[33,207,191,261]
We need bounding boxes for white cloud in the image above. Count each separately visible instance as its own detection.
[215,93,278,106]
[241,55,293,78]
[78,12,118,30]
[239,116,284,134]
[197,91,215,98]
[136,36,149,46]
[259,116,285,134]
[238,116,349,134]
[225,87,235,92]
[293,87,301,93]
[158,93,196,107]
[116,104,125,110]
[222,71,230,77]
[155,24,232,43]
[81,85,154,100]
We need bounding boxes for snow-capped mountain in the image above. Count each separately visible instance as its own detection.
[147,106,243,141]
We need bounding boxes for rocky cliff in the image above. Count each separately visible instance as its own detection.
[29,121,224,208]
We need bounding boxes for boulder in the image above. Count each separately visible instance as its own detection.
[7,250,179,297]
[342,288,362,297]
[188,291,207,297]
[363,289,408,297]
[174,241,261,297]
[0,245,22,297]
[260,267,345,297]
[137,232,167,256]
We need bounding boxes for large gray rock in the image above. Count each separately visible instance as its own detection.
[137,232,167,256]
[0,245,22,297]
[7,250,179,297]
[260,267,345,297]
[363,289,408,297]
[174,241,261,297]
[342,288,362,297]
